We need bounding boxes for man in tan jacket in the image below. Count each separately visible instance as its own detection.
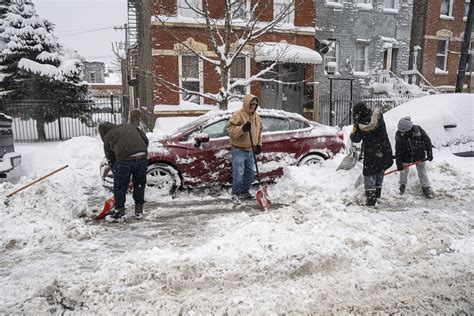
[226,94,263,204]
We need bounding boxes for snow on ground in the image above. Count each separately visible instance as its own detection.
[0,134,472,314]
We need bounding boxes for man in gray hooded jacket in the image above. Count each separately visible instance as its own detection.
[99,122,149,222]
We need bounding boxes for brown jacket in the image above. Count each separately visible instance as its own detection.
[226,94,263,149]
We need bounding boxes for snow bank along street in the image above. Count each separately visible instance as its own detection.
[0,133,472,314]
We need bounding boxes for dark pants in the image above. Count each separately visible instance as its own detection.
[113,159,148,209]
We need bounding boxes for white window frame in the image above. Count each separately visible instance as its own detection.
[274,0,295,25]
[230,0,249,21]
[354,41,369,74]
[383,0,399,11]
[436,38,449,73]
[89,72,96,83]
[464,0,471,21]
[323,40,339,74]
[326,0,343,8]
[356,0,372,10]
[229,56,250,97]
[178,54,203,104]
[440,0,454,19]
[178,0,202,18]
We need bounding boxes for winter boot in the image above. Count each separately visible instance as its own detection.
[365,190,377,206]
[239,192,254,200]
[422,187,434,199]
[375,186,382,199]
[231,194,241,205]
[135,204,144,220]
[105,208,126,223]
[399,184,406,195]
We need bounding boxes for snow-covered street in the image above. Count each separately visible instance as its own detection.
[1,137,472,314]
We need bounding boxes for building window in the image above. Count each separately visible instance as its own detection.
[274,0,294,24]
[354,42,368,73]
[326,0,342,3]
[440,0,454,17]
[178,0,202,18]
[465,0,471,19]
[324,40,338,74]
[230,56,248,96]
[230,0,248,20]
[357,0,372,4]
[384,0,398,9]
[436,39,449,72]
[180,55,201,103]
[89,72,96,83]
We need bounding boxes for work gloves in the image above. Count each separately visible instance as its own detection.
[397,164,403,171]
[242,121,251,132]
[255,145,262,155]
[427,154,433,161]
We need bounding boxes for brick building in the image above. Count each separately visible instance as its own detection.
[314,0,414,97]
[133,0,322,128]
[410,0,473,92]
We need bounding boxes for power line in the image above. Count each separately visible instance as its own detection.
[56,26,120,38]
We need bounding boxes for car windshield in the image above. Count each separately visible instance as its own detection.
[167,115,211,137]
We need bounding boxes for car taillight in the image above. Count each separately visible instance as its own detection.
[337,131,344,141]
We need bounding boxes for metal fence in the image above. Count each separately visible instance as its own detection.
[318,94,398,127]
[0,94,124,142]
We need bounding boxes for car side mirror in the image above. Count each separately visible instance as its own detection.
[193,133,209,147]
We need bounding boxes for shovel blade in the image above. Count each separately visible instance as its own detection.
[95,196,115,220]
[336,151,359,171]
[256,185,271,211]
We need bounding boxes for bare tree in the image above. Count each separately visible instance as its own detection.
[155,0,304,110]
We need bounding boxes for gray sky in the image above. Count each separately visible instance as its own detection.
[34,0,127,66]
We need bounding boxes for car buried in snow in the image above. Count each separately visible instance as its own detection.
[0,112,21,178]
[100,109,345,196]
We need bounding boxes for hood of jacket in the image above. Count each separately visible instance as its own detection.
[98,122,115,140]
[242,94,259,115]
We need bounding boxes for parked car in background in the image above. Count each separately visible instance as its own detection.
[101,109,345,196]
[0,113,21,178]
[384,93,474,157]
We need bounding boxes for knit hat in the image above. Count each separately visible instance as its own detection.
[398,116,413,132]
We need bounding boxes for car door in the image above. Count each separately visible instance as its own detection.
[177,118,232,187]
[259,115,302,181]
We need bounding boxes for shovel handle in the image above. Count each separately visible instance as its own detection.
[6,165,69,198]
[384,159,426,176]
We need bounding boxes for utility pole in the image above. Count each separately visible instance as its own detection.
[114,24,135,124]
[455,1,473,93]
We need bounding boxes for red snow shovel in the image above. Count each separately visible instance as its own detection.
[384,158,427,176]
[248,130,271,211]
[95,195,115,220]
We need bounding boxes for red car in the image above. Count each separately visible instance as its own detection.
[101,109,344,196]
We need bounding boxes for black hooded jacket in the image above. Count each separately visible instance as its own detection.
[350,104,393,176]
[395,125,432,164]
[98,123,149,166]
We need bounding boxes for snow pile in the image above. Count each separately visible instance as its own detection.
[0,134,472,313]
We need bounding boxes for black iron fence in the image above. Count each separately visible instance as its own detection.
[0,94,124,142]
[318,94,397,127]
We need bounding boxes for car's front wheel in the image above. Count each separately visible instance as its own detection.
[298,154,325,167]
[147,163,181,197]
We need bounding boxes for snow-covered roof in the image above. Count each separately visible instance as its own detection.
[254,42,322,64]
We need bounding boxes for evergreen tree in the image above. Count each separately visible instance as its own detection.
[0,0,91,140]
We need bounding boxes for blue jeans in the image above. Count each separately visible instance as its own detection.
[113,159,148,209]
[364,171,384,191]
[231,147,254,196]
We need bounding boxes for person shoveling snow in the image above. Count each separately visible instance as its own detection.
[98,122,149,222]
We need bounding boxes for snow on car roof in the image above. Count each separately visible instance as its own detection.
[384,93,474,148]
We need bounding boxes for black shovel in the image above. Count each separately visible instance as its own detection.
[248,130,271,211]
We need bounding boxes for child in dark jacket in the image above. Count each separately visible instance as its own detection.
[395,116,434,199]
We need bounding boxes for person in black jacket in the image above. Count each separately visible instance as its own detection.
[99,122,149,222]
[350,103,393,206]
[395,116,434,199]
